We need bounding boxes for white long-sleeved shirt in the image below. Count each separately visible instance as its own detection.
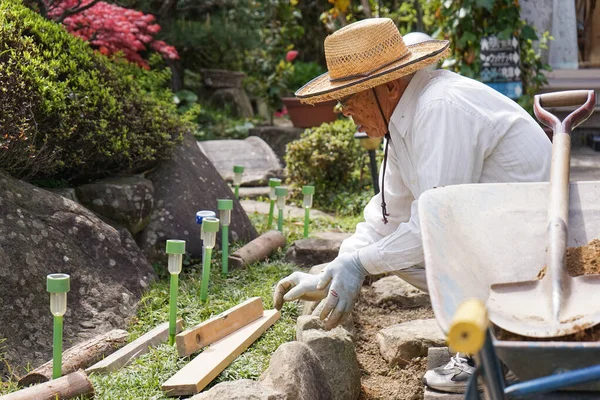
[339,69,553,275]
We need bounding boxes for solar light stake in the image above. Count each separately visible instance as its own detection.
[195,210,216,241]
[302,186,315,238]
[47,273,70,379]
[233,165,244,199]
[218,199,233,275]
[196,210,216,265]
[200,217,220,302]
[166,239,185,345]
[275,186,288,233]
[268,178,281,229]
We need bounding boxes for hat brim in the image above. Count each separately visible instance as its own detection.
[295,40,450,105]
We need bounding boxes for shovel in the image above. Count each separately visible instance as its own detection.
[487,90,600,338]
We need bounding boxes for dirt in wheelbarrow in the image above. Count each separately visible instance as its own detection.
[497,238,600,342]
[354,283,434,400]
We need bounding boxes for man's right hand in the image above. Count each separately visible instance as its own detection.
[273,271,329,310]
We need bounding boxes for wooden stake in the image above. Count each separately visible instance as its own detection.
[228,230,285,269]
[86,319,184,375]
[1,370,93,400]
[175,297,263,357]
[18,329,128,387]
[162,309,280,397]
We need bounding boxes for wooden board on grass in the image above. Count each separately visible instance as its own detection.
[85,319,184,375]
[175,297,263,357]
[162,309,280,397]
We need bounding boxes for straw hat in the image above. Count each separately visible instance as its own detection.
[295,18,450,104]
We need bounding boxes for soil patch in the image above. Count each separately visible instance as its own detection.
[497,239,600,342]
[354,285,434,400]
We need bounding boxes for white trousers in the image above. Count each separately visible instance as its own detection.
[390,263,429,293]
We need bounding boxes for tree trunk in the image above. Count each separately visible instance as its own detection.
[361,0,373,17]
[414,0,424,32]
[1,370,93,400]
[18,329,128,387]
[167,58,184,93]
[228,230,286,269]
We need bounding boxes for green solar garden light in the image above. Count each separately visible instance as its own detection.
[233,165,244,199]
[166,239,185,345]
[302,185,315,238]
[200,217,220,302]
[196,210,216,241]
[268,178,282,229]
[47,273,70,379]
[218,199,233,275]
[275,186,288,233]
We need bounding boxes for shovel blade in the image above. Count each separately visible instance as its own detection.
[487,274,600,338]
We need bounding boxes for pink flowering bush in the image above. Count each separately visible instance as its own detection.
[44,0,178,68]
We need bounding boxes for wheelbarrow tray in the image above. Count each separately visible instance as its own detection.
[418,181,600,387]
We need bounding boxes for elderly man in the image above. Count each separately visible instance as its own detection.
[273,18,551,393]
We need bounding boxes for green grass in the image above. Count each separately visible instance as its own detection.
[0,206,361,399]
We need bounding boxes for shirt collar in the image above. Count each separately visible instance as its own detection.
[389,70,427,137]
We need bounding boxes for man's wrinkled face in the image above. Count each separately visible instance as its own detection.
[337,88,389,138]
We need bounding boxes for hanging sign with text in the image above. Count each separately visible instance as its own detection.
[480,35,523,100]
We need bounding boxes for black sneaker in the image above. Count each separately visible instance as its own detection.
[423,353,478,393]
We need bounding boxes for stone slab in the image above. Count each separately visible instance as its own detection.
[240,200,333,220]
[197,136,283,186]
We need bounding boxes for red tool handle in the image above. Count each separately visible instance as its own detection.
[534,90,595,134]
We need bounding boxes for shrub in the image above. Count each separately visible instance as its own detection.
[0,0,192,183]
[284,119,373,215]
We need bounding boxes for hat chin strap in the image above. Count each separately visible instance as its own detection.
[371,88,391,224]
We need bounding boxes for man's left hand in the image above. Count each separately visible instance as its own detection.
[316,252,368,330]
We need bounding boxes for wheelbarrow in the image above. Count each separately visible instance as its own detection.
[418,90,600,392]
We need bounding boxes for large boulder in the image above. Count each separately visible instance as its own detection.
[139,134,258,262]
[0,171,155,376]
[259,341,333,400]
[75,176,154,235]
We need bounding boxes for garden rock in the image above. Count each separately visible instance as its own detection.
[139,133,258,263]
[75,176,154,235]
[0,171,155,376]
[248,126,303,165]
[296,316,361,400]
[370,275,430,308]
[48,188,79,203]
[189,379,285,400]
[377,319,446,367]
[198,136,283,186]
[285,235,349,267]
[259,341,333,400]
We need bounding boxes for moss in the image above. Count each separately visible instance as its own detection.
[0,0,193,183]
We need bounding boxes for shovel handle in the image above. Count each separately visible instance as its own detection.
[534,90,595,134]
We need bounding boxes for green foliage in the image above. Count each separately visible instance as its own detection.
[286,61,326,93]
[284,119,374,215]
[432,0,552,114]
[244,0,305,114]
[0,0,192,183]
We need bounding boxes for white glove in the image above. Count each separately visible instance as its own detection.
[316,252,367,330]
[273,271,330,310]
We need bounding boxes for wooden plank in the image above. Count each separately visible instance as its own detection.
[175,297,263,357]
[162,309,280,397]
[85,319,183,375]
